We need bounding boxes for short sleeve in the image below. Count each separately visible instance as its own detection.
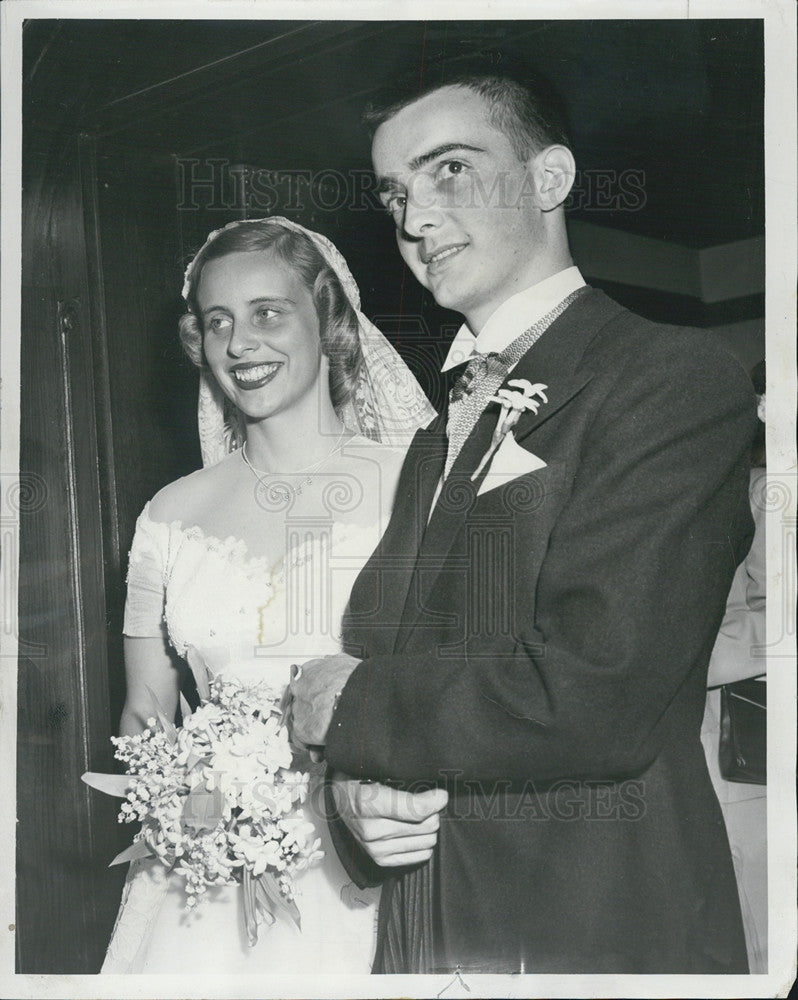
[706,467,766,685]
[744,467,767,619]
[123,503,170,641]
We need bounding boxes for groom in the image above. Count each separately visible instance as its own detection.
[289,58,756,973]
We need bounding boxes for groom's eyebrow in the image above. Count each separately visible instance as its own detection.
[375,176,404,196]
[408,142,485,171]
[376,143,486,192]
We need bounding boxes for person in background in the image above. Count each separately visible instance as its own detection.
[702,358,767,973]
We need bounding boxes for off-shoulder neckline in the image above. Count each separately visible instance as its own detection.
[138,501,380,578]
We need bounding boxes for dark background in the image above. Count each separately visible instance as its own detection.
[18,18,764,972]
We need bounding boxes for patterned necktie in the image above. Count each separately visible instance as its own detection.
[444,288,585,478]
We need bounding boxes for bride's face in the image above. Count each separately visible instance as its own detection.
[197,250,326,422]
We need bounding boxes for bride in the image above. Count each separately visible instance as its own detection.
[101,217,434,973]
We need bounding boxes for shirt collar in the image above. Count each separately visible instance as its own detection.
[440,267,586,372]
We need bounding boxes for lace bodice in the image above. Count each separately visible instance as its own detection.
[124,503,385,689]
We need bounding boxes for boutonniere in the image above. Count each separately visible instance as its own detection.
[471,379,548,481]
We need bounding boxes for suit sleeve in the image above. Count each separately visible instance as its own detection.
[325,337,757,785]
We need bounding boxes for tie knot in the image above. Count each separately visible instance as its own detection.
[450,351,504,402]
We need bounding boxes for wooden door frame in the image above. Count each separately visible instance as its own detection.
[18,126,125,972]
[17,20,388,971]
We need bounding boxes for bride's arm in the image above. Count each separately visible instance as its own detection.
[119,636,180,737]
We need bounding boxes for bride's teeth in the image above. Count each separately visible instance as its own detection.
[234,363,279,383]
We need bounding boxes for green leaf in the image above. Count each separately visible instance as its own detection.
[242,868,276,947]
[179,692,193,722]
[144,685,178,743]
[186,646,212,701]
[82,771,131,798]
[256,871,301,931]
[243,867,258,947]
[110,838,154,866]
[183,750,206,772]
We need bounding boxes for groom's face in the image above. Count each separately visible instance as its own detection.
[372,85,546,332]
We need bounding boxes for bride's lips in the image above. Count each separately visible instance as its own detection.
[230,361,282,390]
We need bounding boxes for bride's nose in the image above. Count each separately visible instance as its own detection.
[226,319,262,357]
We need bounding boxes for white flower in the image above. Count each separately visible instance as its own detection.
[472,380,549,482]
[100,672,318,922]
[295,838,325,871]
[279,816,316,852]
[281,770,310,803]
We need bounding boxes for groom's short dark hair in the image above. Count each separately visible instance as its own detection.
[362,52,571,162]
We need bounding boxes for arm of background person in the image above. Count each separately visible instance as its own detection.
[326,336,757,786]
[706,467,767,687]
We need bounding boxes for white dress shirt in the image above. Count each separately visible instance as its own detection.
[440,266,586,373]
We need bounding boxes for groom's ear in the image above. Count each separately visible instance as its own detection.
[527,145,576,212]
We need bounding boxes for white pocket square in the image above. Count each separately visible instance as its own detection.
[476,434,547,496]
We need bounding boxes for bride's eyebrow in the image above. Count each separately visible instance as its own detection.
[200,296,295,315]
[247,296,295,307]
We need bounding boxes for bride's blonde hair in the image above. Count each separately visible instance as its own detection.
[179,219,363,412]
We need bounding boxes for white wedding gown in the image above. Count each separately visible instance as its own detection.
[102,441,400,973]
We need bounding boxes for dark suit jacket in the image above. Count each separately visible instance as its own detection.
[325,289,756,974]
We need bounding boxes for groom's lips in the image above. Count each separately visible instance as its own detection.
[422,242,469,274]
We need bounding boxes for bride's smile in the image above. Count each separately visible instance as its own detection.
[198,249,325,423]
[231,360,282,388]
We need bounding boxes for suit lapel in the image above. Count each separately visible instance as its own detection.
[360,421,446,655]
[394,288,623,646]
[504,365,594,446]
[413,411,449,527]
[420,411,491,552]
[505,288,623,441]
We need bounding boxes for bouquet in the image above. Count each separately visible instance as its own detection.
[83,648,323,945]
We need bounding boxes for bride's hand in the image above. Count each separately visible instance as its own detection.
[288,653,360,751]
[330,773,449,867]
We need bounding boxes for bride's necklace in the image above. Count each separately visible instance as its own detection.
[240,428,348,499]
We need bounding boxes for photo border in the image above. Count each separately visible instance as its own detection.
[1,1,795,996]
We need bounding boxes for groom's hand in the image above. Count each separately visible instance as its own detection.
[288,653,360,750]
[330,772,449,867]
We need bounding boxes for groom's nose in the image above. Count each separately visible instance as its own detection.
[402,175,443,238]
